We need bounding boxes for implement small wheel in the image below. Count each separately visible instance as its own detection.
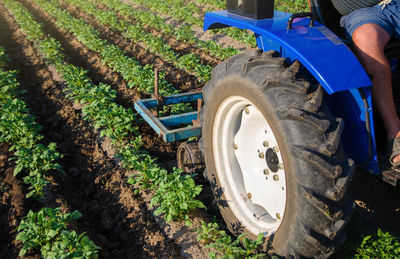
[177,141,204,174]
[200,50,355,258]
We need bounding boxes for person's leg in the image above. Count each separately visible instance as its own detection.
[352,24,400,161]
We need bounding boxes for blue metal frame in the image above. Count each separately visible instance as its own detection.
[134,92,203,143]
[204,10,379,174]
[204,10,372,94]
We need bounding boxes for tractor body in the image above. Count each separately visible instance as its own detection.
[204,8,378,174]
[134,0,400,257]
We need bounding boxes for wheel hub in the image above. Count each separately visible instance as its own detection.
[266,148,279,173]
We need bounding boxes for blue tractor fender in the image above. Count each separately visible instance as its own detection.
[204,10,379,174]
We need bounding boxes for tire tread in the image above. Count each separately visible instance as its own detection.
[201,50,354,258]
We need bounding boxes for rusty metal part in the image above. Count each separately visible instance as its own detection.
[192,98,203,127]
[151,68,164,116]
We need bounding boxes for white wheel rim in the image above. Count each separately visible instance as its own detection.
[213,96,287,236]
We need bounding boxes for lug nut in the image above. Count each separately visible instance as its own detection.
[234,144,238,150]
[247,193,252,199]
[276,213,281,220]
[273,146,279,153]
[258,152,265,159]
[273,175,279,181]
[278,163,284,170]
[263,141,269,147]
[263,169,269,175]
[244,107,250,114]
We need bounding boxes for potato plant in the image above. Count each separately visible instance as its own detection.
[355,229,400,259]
[3,0,267,257]
[197,220,266,258]
[0,39,100,259]
[131,0,256,47]
[5,0,205,236]
[16,208,100,258]
[63,0,213,81]
[93,0,238,59]
[0,46,62,199]
[2,0,364,258]
[33,0,173,95]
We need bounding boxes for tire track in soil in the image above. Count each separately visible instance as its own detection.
[0,3,182,258]
[18,0,179,162]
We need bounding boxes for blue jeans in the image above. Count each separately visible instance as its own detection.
[340,0,400,39]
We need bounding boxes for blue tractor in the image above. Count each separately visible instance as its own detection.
[135,0,400,257]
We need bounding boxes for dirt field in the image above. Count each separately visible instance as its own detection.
[0,0,399,258]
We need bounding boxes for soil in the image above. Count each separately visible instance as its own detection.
[16,0,178,160]
[120,0,249,51]
[60,0,203,90]
[0,144,25,258]
[0,0,399,258]
[0,2,182,258]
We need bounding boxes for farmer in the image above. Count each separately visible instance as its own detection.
[331,0,400,166]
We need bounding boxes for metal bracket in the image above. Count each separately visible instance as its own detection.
[192,99,203,127]
[151,68,164,117]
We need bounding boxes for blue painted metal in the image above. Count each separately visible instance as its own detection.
[204,10,380,174]
[203,10,372,95]
[327,88,378,174]
[160,112,198,127]
[141,92,203,108]
[134,92,203,143]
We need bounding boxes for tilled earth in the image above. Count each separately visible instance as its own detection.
[0,0,399,258]
[0,1,182,257]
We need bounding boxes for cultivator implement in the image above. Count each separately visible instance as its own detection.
[134,70,203,143]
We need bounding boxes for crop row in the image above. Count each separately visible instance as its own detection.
[192,0,309,14]
[32,0,176,97]
[92,0,237,60]
[8,0,268,257]
[128,0,257,48]
[10,0,205,225]
[62,0,213,82]
[193,0,225,10]
[0,47,62,200]
[32,0,205,224]
[32,0,192,116]
[0,35,99,258]
[4,0,269,257]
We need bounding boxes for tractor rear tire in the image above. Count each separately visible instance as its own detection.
[200,50,355,258]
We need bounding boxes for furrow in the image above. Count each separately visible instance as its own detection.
[93,0,237,61]
[126,0,257,48]
[61,0,213,82]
